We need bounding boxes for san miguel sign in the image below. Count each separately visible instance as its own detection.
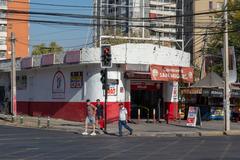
[150,65,194,83]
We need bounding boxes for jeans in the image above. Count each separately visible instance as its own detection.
[118,120,133,136]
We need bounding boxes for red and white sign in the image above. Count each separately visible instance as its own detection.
[65,50,80,64]
[41,54,55,66]
[186,107,198,127]
[150,65,194,83]
[21,57,33,69]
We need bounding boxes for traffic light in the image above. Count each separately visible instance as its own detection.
[101,44,112,68]
[100,69,109,90]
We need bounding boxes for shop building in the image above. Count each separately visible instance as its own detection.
[0,43,193,122]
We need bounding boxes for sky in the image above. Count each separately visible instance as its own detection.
[29,0,93,53]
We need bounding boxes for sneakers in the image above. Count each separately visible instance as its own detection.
[82,131,88,135]
[129,130,133,135]
[90,132,97,136]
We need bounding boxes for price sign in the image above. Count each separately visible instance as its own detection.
[104,83,118,96]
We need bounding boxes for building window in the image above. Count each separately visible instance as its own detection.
[17,75,28,90]
[0,0,7,6]
[209,1,213,10]
[0,38,6,45]
[0,25,6,32]
[0,50,5,58]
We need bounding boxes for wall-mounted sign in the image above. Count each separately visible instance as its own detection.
[64,50,80,64]
[21,57,33,69]
[70,72,83,88]
[103,83,118,96]
[41,54,55,66]
[150,65,194,83]
[52,71,65,99]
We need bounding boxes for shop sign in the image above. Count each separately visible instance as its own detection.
[52,71,65,99]
[181,88,202,95]
[231,90,240,98]
[21,57,33,69]
[202,89,223,97]
[64,50,80,64]
[70,72,83,88]
[186,107,202,127]
[41,54,55,66]
[150,65,194,83]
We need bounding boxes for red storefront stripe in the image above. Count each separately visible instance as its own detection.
[17,101,131,122]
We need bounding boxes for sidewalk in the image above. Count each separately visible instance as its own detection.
[1,114,240,137]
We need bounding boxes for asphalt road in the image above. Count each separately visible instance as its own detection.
[0,125,239,160]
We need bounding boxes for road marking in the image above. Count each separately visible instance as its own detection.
[219,142,232,160]
[99,141,149,160]
[138,139,180,160]
[177,140,205,160]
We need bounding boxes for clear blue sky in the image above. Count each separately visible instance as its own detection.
[29,0,93,53]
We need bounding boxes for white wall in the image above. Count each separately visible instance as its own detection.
[17,64,128,103]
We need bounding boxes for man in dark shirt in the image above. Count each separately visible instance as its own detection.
[96,99,103,129]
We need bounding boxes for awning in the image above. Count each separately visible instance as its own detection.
[125,71,151,80]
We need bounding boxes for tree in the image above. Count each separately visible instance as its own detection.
[32,42,63,55]
[206,0,240,80]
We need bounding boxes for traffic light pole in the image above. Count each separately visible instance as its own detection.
[104,68,108,132]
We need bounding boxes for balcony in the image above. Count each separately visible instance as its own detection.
[150,9,176,16]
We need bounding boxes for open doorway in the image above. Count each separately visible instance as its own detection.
[130,81,164,119]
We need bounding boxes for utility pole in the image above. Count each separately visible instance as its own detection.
[223,0,230,131]
[11,32,17,118]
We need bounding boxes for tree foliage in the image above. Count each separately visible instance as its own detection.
[207,0,240,80]
[32,42,63,55]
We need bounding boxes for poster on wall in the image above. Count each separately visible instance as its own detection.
[103,83,118,96]
[70,72,83,88]
[52,71,65,99]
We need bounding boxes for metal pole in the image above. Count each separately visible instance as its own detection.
[223,0,230,131]
[10,32,17,117]
[104,68,108,132]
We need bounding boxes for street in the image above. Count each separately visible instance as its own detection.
[0,126,239,160]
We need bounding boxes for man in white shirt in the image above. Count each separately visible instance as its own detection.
[118,103,133,137]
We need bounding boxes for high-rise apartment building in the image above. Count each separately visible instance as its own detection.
[94,0,184,48]
[184,0,224,71]
[0,0,29,60]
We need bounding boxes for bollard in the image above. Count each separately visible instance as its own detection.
[153,109,156,123]
[20,116,23,125]
[147,109,150,123]
[37,117,41,128]
[47,116,50,128]
[138,109,141,123]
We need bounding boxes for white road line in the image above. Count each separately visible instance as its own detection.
[219,142,232,160]
[178,140,205,160]
[138,140,180,160]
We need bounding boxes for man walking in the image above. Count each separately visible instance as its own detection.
[118,103,133,137]
[82,99,97,136]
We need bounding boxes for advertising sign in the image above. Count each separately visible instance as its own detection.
[70,72,83,88]
[186,107,201,127]
[21,57,33,69]
[150,65,194,83]
[65,50,80,64]
[41,54,55,66]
